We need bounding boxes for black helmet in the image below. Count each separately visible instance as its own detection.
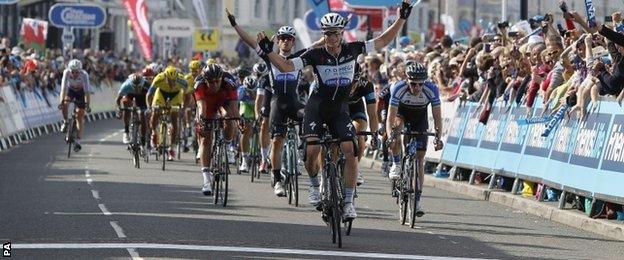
[236,65,251,78]
[202,64,223,81]
[405,63,428,82]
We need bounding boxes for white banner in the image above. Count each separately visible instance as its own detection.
[153,18,195,37]
[425,100,460,161]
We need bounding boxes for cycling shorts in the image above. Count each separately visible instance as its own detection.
[348,99,367,122]
[152,88,183,111]
[302,96,354,141]
[66,88,86,109]
[122,93,147,109]
[397,106,428,152]
[270,96,303,138]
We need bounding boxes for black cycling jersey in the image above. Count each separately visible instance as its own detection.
[260,49,307,99]
[348,81,376,105]
[293,41,375,102]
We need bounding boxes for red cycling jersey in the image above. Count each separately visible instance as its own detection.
[193,72,238,118]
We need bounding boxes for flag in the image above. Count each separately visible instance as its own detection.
[123,0,153,60]
[20,18,48,53]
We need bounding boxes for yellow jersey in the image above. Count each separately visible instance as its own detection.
[151,72,188,93]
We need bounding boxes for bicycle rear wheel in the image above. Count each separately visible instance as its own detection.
[134,149,140,169]
[291,144,299,207]
[66,117,75,158]
[399,159,409,225]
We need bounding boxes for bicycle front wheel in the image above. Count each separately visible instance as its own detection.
[66,117,75,158]
[409,158,421,228]
[328,165,342,248]
[161,124,167,171]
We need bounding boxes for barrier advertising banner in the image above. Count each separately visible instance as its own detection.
[440,97,624,200]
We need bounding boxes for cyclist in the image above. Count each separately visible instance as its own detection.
[228,66,252,163]
[257,0,414,219]
[238,76,257,172]
[226,8,324,197]
[59,59,91,152]
[146,66,187,161]
[116,69,153,146]
[194,64,239,196]
[252,62,272,174]
[184,60,203,153]
[348,66,379,186]
[386,62,444,216]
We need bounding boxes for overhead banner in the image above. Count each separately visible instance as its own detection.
[193,29,219,51]
[122,0,153,60]
[153,18,195,37]
[48,3,106,28]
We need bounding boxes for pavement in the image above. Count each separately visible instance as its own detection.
[1,119,624,259]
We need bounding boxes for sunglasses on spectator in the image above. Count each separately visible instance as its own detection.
[408,81,424,87]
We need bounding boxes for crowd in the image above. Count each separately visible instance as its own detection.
[0,36,146,105]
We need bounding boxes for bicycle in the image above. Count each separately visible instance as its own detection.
[281,118,301,206]
[204,117,240,207]
[151,101,180,171]
[249,119,261,182]
[62,100,88,158]
[389,126,437,228]
[307,125,351,248]
[120,105,143,168]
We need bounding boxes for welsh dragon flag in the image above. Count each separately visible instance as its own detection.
[20,18,48,53]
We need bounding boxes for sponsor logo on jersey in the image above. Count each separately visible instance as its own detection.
[318,61,355,87]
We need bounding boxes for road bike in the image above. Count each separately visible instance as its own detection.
[281,118,301,206]
[205,117,240,207]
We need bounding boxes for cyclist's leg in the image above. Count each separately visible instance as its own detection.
[170,90,185,148]
[269,98,287,183]
[136,94,148,145]
[121,95,132,134]
[259,92,272,165]
[74,90,87,140]
[150,89,165,145]
[302,98,323,202]
[331,111,357,190]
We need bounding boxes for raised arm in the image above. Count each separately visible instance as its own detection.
[373,0,413,50]
[256,32,296,72]
[226,9,258,48]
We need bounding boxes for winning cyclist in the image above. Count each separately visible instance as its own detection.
[59,59,91,152]
[257,0,414,219]
[238,76,257,172]
[386,62,444,216]
[226,8,323,197]
[116,69,154,146]
[194,64,239,196]
[146,66,187,161]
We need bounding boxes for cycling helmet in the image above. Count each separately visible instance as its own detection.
[276,26,296,37]
[243,76,256,90]
[405,63,428,82]
[68,59,82,71]
[142,68,155,77]
[129,73,142,85]
[237,65,251,78]
[164,66,177,81]
[188,60,201,71]
[252,62,268,76]
[320,13,346,30]
[202,64,224,81]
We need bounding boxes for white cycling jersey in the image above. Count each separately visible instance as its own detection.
[61,69,91,92]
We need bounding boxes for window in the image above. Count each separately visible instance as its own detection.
[254,0,262,18]
[283,0,289,23]
[268,0,275,22]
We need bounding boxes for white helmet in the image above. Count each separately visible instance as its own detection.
[320,12,345,30]
[276,26,296,37]
[68,59,82,71]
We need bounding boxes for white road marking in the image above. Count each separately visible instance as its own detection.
[450,241,460,245]
[86,178,93,186]
[11,243,494,260]
[109,221,126,238]
[98,204,112,216]
[126,248,143,260]
[85,170,90,178]
[91,190,100,200]
[438,235,447,240]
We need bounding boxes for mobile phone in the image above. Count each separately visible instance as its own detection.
[507,31,519,37]
[605,16,613,23]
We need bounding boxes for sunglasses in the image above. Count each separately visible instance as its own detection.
[277,35,295,41]
[323,31,341,36]
[408,81,424,87]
